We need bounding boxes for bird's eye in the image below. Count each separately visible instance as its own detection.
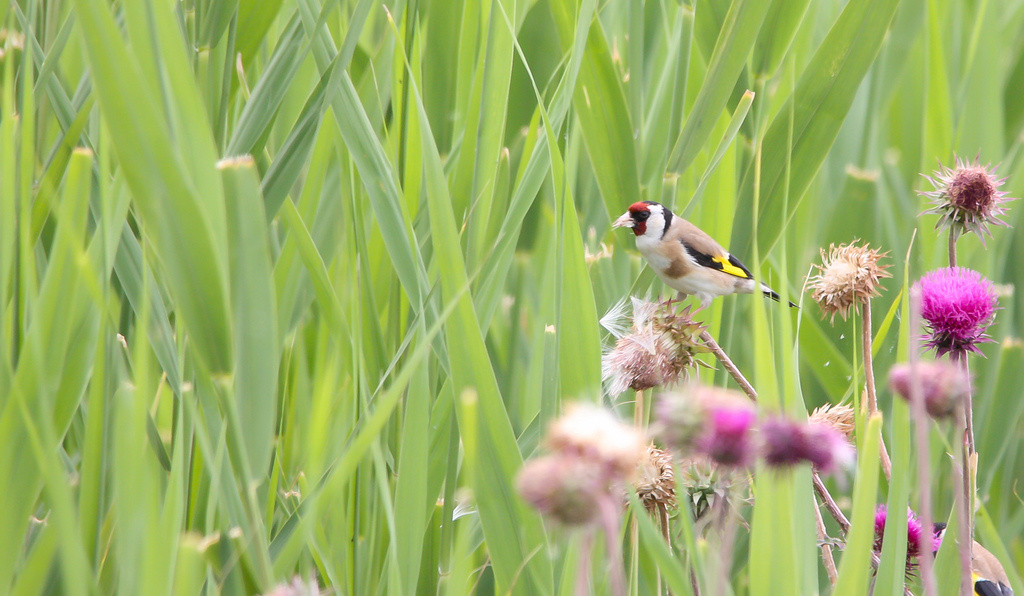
[634,210,650,221]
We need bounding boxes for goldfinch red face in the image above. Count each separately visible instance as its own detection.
[612,202,668,238]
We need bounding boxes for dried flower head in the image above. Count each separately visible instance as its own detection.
[517,455,605,525]
[915,267,998,358]
[809,403,855,438]
[810,242,892,322]
[873,506,942,576]
[545,403,646,479]
[602,298,710,394]
[920,155,1015,243]
[889,360,970,419]
[698,401,756,468]
[634,445,676,513]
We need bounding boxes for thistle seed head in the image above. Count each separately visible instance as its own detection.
[920,155,1015,243]
[633,445,677,513]
[810,242,891,323]
[602,298,710,395]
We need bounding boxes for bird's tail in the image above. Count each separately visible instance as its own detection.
[762,286,798,308]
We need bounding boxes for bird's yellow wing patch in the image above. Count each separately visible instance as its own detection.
[712,255,751,279]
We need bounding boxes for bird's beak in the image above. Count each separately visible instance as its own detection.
[612,212,634,229]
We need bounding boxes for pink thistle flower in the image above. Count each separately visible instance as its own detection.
[698,404,756,468]
[873,506,942,576]
[920,155,1015,243]
[915,268,998,358]
[873,505,889,552]
[905,514,942,561]
[888,360,970,419]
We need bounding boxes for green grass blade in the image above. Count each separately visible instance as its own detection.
[834,413,883,596]
[220,156,280,478]
[549,0,640,215]
[730,0,903,259]
[668,0,772,176]
[72,0,234,374]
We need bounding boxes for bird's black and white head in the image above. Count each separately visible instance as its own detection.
[612,201,672,239]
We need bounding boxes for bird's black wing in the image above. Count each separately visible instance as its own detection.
[974,578,1013,596]
[680,241,752,279]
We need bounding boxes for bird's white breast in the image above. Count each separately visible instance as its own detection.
[636,235,698,294]
[636,234,673,270]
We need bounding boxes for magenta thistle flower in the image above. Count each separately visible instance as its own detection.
[873,506,942,576]
[915,267,998,358]
[888,360,970,419]
[698,404,756,467]
[873,505,888,551]
[920,155,1015,243]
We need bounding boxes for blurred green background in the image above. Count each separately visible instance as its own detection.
[1,0,1022,593]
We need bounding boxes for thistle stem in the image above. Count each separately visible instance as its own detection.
[813,499,839,586]
[861,300,892,480]
[908,296,938,596]
[634,389,645,429]
[948,228,958,268]
[598,495,627,596]
[862,300,879,414]
[576,533,592,596]
[699,330,757,402]
[955,352,976,583]
[812,472,850,534]
[658,504,670,596]
[957,355,976,457]
[956,405,973,596]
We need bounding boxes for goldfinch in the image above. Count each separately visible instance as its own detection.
[933,523,1014,596]
[612,201,794,310]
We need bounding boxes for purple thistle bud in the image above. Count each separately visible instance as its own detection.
[915,267,998,358]
[654,385,743,453]
[920,155,1015,243]
[761,417,808,467]
[888,360,970,419]
[698,404,756,468]
[545,404,646,479]
[517,455,605,526]
[802,422,855,475]
[761,417,854,474]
